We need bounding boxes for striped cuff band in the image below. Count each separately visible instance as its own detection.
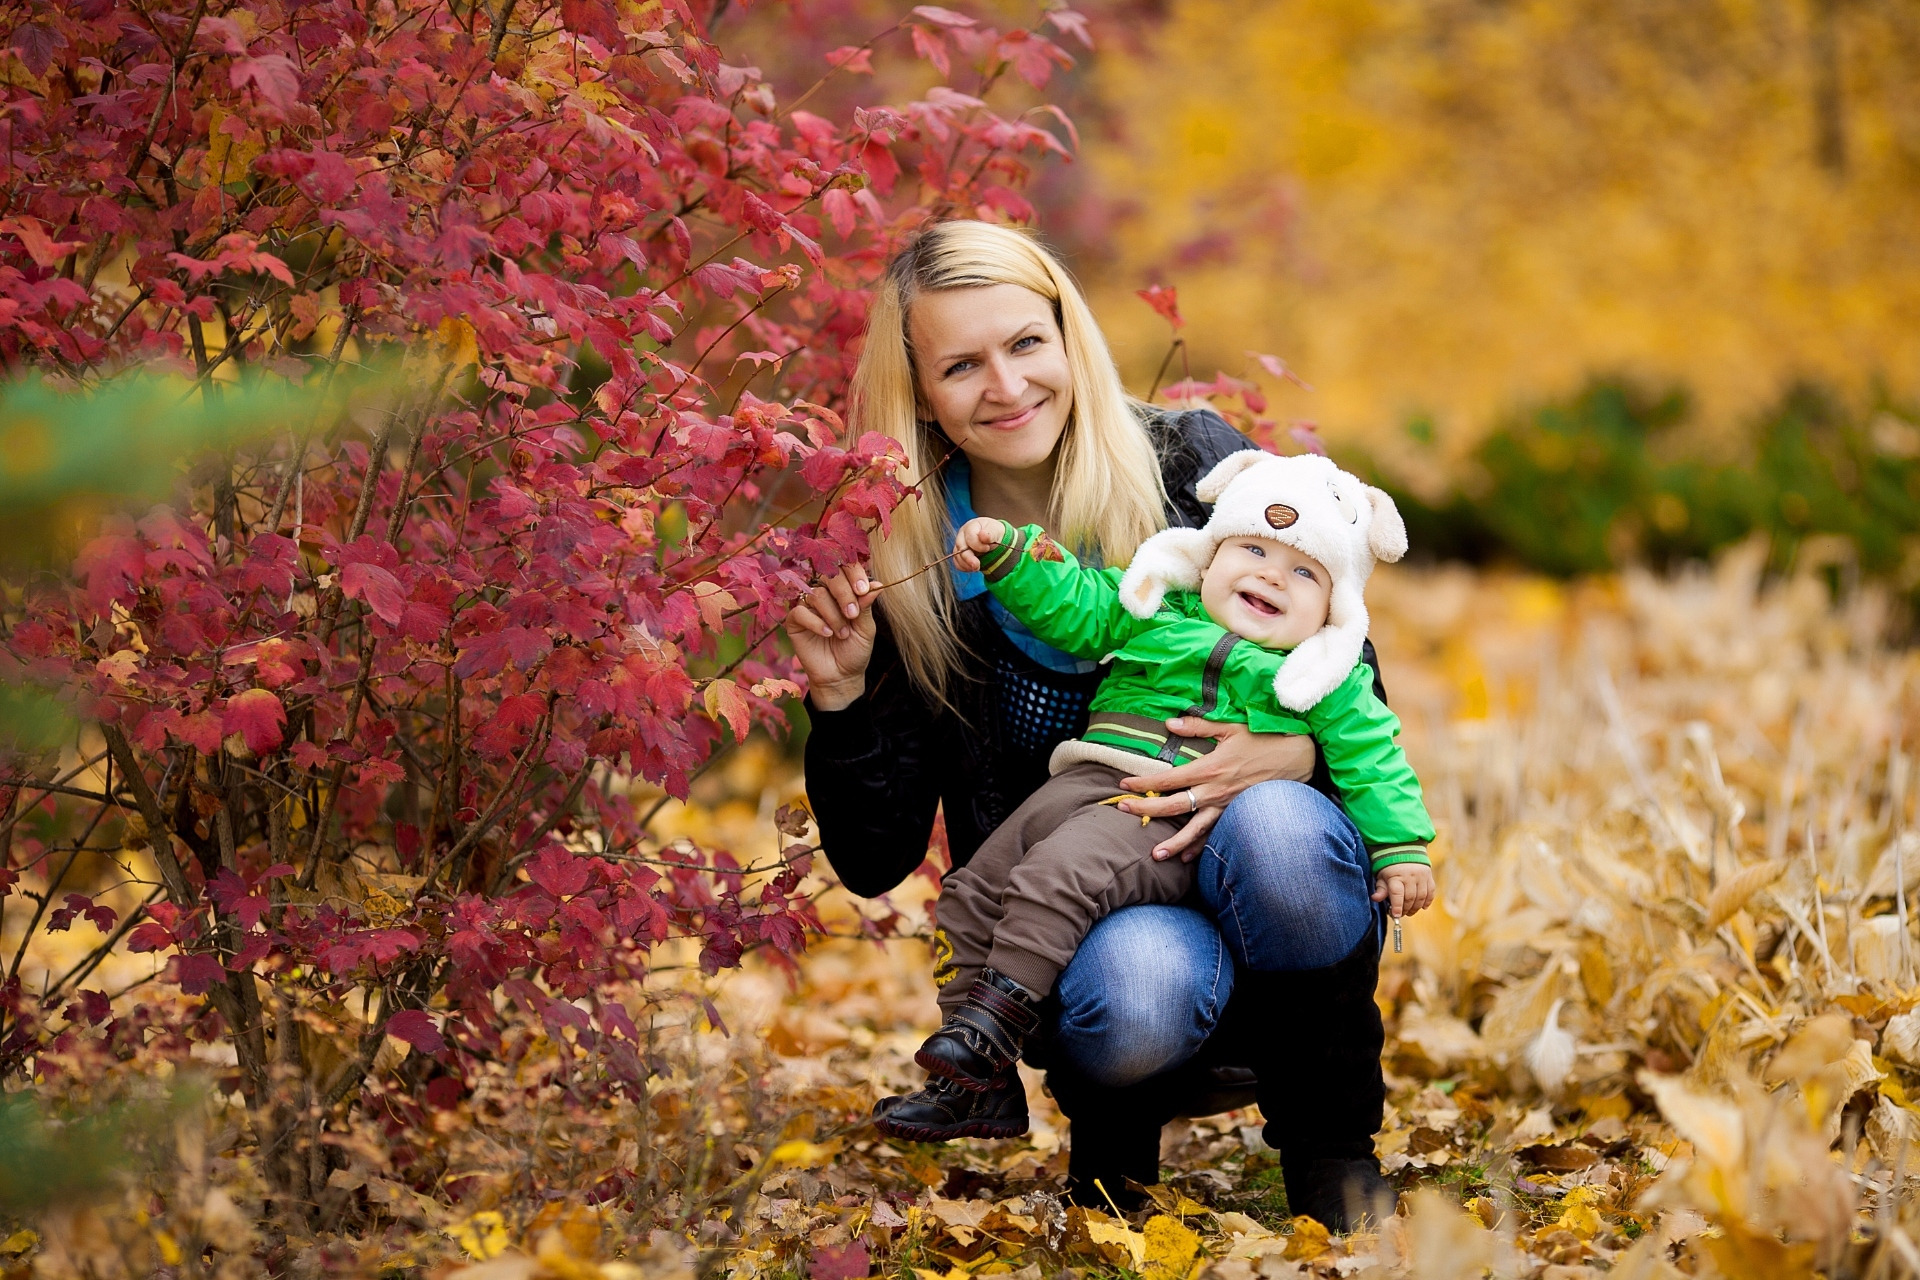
[978,524,1027,582]
[1369,844,1431,873]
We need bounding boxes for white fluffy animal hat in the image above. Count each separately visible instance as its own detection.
[1118,450,1408,711]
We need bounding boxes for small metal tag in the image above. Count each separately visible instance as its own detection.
[1265,503,1298,529]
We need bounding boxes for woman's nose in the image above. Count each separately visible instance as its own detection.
[980,353,1024,402]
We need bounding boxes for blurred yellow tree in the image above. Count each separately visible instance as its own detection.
[1078,0,1920,461]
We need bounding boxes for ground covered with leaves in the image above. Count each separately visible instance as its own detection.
[13,548,1920,1278]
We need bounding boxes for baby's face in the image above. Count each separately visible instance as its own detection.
[1199,536,1331,650]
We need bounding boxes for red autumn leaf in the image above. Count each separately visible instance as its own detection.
[230,55,301,111]
[808,1242,869,1280]
[223,689,287,753]
[384,1009,447,1056]
[167,954,228,995]
[528,844,593,900]
[1249,350,1315,390]
[341,562,405,624]
[912,5,975,27]
[1137,284,1184,330]
[703,679,751,741]
[1045,8,1094,48]
[825,45,873,74]
[1027,533,1066,563]
[65,990,111,1027]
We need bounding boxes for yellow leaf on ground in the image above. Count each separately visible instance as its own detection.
[1282,1217,1330,1261]
[770,1139,838,1168]
[453,1210,510,1261]
[1085,1218,1146,1268]
[0,1230,36,1256]
[1142,1214,1202,1280]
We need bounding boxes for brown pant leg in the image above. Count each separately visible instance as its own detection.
[984,764,1193,1000]
[932,767,1109,1014]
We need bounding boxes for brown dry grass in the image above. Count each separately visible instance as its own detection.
[13,544,1920,1279]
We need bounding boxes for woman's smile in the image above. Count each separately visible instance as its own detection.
[978,397,1049,431]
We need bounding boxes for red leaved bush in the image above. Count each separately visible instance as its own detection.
[0,0,1081,1202]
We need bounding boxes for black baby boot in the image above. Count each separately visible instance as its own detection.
[916,969,1041,1090]
[872,1067,1029,1142]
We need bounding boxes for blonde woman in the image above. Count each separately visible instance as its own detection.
[787,222,1394,1230]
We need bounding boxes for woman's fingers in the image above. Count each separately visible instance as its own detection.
[821,567,865,621]
[786,603,835,640]
[1118,758,1211,798]
[1116,786,1209,818]
[1151,806,1222,862]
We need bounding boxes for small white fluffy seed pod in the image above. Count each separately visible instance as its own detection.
[1524,999,1578,1098]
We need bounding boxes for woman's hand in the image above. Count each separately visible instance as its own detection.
[784,563,878,711]
[1117,720,1319,863]
[952,516,1007,573]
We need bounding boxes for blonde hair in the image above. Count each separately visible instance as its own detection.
[850,221,1166,702]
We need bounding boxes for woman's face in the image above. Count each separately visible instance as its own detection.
[908,283,1074,476]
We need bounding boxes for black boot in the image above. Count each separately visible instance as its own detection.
[1045,1059,1168,1212]
[916,969,1041,1090]
[1243,928,1393,1232]
[872,1068,1028,1142]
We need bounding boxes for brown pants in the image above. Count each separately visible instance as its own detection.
[933,763,1193,1012]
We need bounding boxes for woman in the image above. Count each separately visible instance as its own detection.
[786,221,1393,1229]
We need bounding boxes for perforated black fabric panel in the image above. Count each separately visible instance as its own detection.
[994,655,1097,758]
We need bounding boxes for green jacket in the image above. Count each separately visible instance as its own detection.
[981,524,1433,871]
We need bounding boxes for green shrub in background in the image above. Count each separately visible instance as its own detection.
[1362,380,1920,591]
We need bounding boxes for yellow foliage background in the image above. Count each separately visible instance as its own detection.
[1076,0,1920,455]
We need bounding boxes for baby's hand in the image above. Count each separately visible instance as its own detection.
[952,517,1008,574]
[1372,863,1435,919]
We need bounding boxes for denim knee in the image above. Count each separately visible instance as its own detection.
[1048,905,1231,1087]
[1197,780,1378,972]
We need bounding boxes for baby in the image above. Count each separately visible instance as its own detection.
[873,450,1435,1142]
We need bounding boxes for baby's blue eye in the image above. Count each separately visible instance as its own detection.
[1243,543,1265,557]
[1294,566,1316,581]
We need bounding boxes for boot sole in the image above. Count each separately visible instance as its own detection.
[873,1114,1028,1142]
[914,1047,999,1091]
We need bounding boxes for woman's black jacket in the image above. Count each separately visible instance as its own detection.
[804,408,1385,899]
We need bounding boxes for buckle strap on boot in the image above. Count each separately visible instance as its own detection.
[950,971,1040,1069]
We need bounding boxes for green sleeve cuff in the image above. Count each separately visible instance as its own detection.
[1368,844,1431,874]
[978,524,1028,582]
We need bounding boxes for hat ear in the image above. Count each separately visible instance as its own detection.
[1194,450,1271,505]
[1118,528,1214,618]
[1272,582,1369,711]
[1365,486,1407,563]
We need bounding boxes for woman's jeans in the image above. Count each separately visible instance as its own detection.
[1048,779,1381,1086]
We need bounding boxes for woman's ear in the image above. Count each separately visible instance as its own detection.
[1365,486,1408,562]
[1194,450,1271,504]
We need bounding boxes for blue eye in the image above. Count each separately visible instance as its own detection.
[1243,543,1265,557]
[1012,335,1040,351]
[943,360,975,377]
[1294,566,1316,582]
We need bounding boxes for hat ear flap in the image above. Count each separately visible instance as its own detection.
[1271,582,1369,711]
[1194,450,1271,505]
[1118,528,1214,618]
[1366,486,1407,563]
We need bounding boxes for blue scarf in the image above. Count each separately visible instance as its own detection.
[942,455,1100,675]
